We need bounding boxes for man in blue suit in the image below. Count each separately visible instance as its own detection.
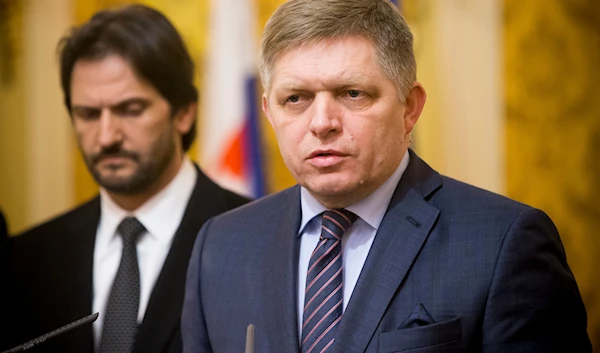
[182,0,591,352]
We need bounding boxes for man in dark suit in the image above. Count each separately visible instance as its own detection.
[182,0,591,352]
[0,5,248,353]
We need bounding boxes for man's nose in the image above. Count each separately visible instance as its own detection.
[309,94,342,138]
[97,111,123,147]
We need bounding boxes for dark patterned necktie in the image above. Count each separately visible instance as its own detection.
[99,217,146,353]
[301,209,358,353]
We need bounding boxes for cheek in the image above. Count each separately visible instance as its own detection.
[378,109,405,140]
[74,126,94,149]
[275,121,306,154]
[130,118,166,144]
[353,119,402,164]
[374,118,406,167]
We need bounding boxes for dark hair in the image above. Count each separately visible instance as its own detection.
[58,4,198,151]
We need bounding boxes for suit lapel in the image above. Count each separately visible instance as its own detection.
[257,186,302,353]
[333,151,442,353]
[133,168,232,353]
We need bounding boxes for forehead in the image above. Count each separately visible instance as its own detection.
[70,55,157,105]
[270,36,386,90]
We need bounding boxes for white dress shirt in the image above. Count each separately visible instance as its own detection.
[297,152,410,338]
[92,157,197,348]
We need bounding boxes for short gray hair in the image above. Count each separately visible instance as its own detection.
[258,0,416,99]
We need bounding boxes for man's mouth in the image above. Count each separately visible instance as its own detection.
[308,150,347,167]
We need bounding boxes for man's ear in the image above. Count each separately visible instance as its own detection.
[262,93,275,128]
[174,102,197,135]
[403,82,426,135]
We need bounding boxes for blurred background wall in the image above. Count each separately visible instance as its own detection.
[0,0,598,349]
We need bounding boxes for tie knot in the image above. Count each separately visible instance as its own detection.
[116,217,145,244]
[321,209,358,240]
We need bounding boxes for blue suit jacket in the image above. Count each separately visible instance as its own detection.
[182,151,590,352]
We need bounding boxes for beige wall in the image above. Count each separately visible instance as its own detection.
[0,1,27,233]
[1,0,74,233]
[0,0,74,234]
[504,0,600,347]
[405,0,504,194]
[23,0,75,228]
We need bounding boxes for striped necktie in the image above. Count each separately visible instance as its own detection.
[301,209,358,353]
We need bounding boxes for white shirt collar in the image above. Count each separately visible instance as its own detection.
[98,157,198,245]
[299,151,410,233]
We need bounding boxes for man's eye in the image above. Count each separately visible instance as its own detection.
[125,107,143,115]
[348,90,361,98]
[116,103,145,116]
[286,95,300,103]
[74,108,100,120]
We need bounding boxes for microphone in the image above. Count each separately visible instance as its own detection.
[1,312,99,353]
[245,324,255,353]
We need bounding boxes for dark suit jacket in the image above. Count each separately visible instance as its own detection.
[0,210,7,240]
[0,167,249,353]
[182,150,590,353]
[0,210,8,261]
[0,210,9,293]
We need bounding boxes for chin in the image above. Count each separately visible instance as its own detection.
[305,179,356,198]
[94,170,136,188]
[99,178,146,194]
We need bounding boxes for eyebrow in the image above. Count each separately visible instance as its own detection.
[274,73,374,92]
[71,97,150,111]
[337,73,372,87]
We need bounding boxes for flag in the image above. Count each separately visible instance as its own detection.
[200,0,265,198]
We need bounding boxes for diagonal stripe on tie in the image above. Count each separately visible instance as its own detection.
[301,209,358,353]
[304,266,342,312]
[303,282,343,329]
[305,315,343,353]
[302,299,343,345]
[307,239,335,268]
[305,248,341,292]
